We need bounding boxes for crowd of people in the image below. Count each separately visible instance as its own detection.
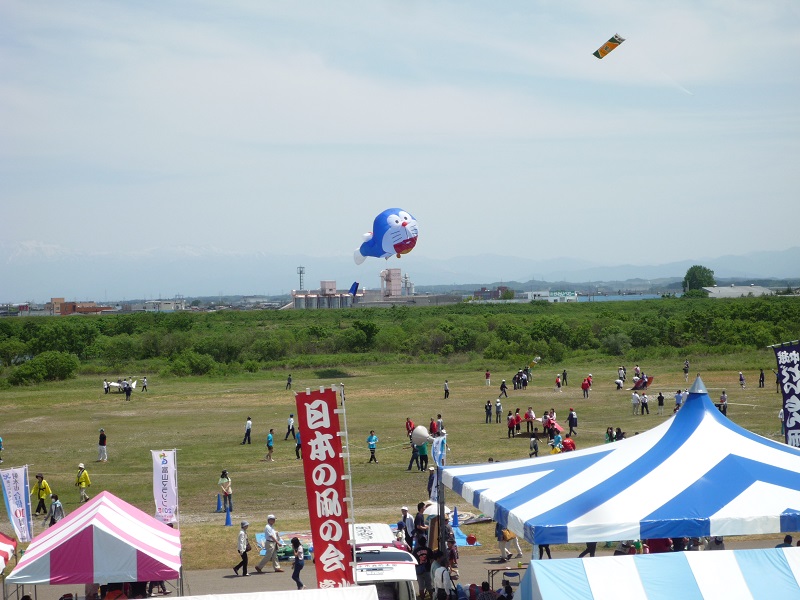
[4,362,783,598]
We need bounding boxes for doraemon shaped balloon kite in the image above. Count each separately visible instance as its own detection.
[354,208,419,265]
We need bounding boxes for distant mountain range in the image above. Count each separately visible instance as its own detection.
[1,243,798,303]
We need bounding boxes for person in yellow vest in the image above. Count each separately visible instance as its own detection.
[31,473,52,515]
[75,463,91,503]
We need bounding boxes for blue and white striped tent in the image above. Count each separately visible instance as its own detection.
[442,376,800,545]
[520,547,800,600]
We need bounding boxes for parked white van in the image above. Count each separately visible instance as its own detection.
[352,523,418,600]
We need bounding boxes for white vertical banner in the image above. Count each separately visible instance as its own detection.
[432,436,447,467]
[1,465,33,542]
[151,450,178,525]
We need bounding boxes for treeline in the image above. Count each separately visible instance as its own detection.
[1,296,798,385]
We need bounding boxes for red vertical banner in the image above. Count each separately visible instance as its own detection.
[295,387,354,587]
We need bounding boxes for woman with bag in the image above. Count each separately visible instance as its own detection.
[290,537,305,590]
[505,528,523,558]
[495,521,510,562]
[44,494,65,528]
[233,521,251,576]
[434,560,457,600]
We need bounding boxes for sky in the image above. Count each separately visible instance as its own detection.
[1,1,799,300]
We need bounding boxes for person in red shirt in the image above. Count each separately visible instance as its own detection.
[562,433,576,452]
[405,417,415,440]
[514,409,522,435]
[581,378,590,398]
[429,417,438,436]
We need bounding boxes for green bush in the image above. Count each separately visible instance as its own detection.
[169,350,217,376]
[8,351,79,385]
[8,361,46,385]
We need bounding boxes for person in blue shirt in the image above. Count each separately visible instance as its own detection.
[295,430,302,460]
[367,431,379,463]
[266,429,275,462]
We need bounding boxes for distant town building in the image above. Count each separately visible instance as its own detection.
[292,281,358,309]
[144,299,187,312]
[46,297,66,316]
[514,290,578,303]
[60,301,114,315]
[703,285,774,299]
[472,286,511,300]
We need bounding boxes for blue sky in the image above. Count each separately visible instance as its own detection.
[1,1,798,300]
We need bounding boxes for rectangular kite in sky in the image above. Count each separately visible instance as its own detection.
[593,33,625,59]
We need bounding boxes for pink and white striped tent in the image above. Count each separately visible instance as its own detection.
[6,491,181,585]
[1,530,17,572]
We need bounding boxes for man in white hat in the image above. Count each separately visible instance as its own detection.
[75,463,91,503]
[255,514,285,573]
[400,506,415,546]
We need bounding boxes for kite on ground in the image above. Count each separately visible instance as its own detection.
[354,208,419,264]
[593,33,625,59]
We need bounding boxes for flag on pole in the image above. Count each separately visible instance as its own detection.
[1,465,33,542]
[151,450,178,524]
[432,436,447,467]
[773,343,800,447]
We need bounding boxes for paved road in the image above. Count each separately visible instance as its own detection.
[13,537,787,599]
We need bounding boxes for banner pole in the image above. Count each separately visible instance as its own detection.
[336,383,357,584]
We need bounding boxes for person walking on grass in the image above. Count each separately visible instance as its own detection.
[499,380,508,400]
[286,374,292,390]
[75,463,91,503]
[266,429,275,461]
[31,473,52,515]
[567,408,578,436]
[284,414,295,440]
[96,428,108,462]
[44,493,65,528]
[418,440,429,471]
[142,376,148,392]
[242,417,252,445]
[444,380,450,399]
[367,430,379,463]
[529,433,539,457]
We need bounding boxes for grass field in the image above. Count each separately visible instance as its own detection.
[0,350,784,571]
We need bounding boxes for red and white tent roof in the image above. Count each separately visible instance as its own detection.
[1,530,17,572]
[6,491,181,585]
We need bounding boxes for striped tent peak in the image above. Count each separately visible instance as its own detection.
[444,376,800,545]
[10,491,181,575]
